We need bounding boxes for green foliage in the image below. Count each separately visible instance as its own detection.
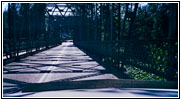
[133,3,169,39]
[122,40,177,81]
[148,43,168,73]
[124,65,166,81]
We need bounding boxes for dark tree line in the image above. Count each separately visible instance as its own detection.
[73,3,177,41]
[3,3,62,59]
[4,3,46,42]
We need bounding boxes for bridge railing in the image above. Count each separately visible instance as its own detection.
[3,39,61,61]
[75,39,178,81]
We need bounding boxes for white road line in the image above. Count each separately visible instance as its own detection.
[38,44,67,83]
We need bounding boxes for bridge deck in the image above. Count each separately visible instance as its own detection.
[3,40,178,97]
[3,40,118,83]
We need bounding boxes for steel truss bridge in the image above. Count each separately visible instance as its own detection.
[3,3,178,97]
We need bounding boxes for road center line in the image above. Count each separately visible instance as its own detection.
[38,44,67,83]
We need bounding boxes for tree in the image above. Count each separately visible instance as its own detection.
[128,3,138,39]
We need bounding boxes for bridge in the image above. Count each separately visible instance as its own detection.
[2,3,178,98]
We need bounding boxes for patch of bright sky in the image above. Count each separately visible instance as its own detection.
[140,3,148,7]
[2,3,8,12]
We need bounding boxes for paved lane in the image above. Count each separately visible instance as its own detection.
[3,40,118,94]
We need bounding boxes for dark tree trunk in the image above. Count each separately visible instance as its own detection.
[128,3,138,39]
[122,3,129,38]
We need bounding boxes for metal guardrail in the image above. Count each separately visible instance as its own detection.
[3,39,61,60]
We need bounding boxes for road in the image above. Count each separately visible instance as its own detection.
[3,40,118,83]
[3,40,178,98]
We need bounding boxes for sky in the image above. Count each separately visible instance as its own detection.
[2,3,8,12]
[140,3,148,6]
